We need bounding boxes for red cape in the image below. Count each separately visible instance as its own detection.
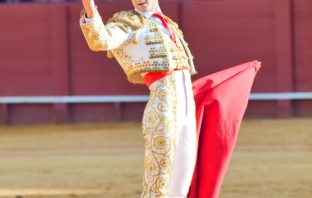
[188,60,261,198]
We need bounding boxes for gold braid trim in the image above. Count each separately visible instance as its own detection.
[107,10,146,30]
[106,10,145,58]
[164,16,184,38]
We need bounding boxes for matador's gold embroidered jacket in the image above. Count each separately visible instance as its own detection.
[80,9,196,84]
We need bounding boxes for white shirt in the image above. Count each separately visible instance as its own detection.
[134,9,172,38]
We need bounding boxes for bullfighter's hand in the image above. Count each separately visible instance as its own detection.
[82,0,96,18]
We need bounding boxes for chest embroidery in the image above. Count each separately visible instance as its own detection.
[149,46,167,59]
[145,33,164,45]
[147,22,159,32]
[145,20,164,45]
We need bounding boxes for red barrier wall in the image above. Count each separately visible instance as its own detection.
[293,0,312,116]
[0,0,311,124]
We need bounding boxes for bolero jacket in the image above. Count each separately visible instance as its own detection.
[80,9,196,84]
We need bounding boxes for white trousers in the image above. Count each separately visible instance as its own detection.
[141,70,197,198]
[167,70,197,198]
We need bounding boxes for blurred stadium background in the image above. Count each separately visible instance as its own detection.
[0,0,311,197]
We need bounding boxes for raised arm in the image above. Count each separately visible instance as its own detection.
[80,0,134,51]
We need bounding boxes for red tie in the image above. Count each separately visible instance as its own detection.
[153,12,176,43]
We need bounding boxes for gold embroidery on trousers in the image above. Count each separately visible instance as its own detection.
[141,74,177,198]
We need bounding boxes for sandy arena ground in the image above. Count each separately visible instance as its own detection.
[0,119,311,198]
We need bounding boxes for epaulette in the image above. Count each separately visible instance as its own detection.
[107,10,146,30]
[164,16,184,38]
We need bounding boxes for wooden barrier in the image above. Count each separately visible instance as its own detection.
[0,0,311,124]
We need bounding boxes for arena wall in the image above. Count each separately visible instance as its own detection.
[0,0,311,124]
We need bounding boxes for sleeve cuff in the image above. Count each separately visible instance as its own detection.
[84,12,95,23]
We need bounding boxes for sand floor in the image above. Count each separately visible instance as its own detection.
[0,119,311,198]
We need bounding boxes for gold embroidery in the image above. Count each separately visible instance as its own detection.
[145,33,164,45]
[114,23,129,33]
[145,20,164,45]
[107,50,114,58]
[167,35,191,71]
[113,49,132,64]
[172,54,188,60]
[110,20,190,83]
[81,26,105,51]
[124,60,170,76]
[133,31,139,44]
[107,10,146,30]
[142,74,177,198]
[147,22,159,32]
[149,46,167,59]
[81,10,194,84]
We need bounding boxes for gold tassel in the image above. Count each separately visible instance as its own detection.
[132,31,139,44]
[80,8,85,18]
[107,50,114,59]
